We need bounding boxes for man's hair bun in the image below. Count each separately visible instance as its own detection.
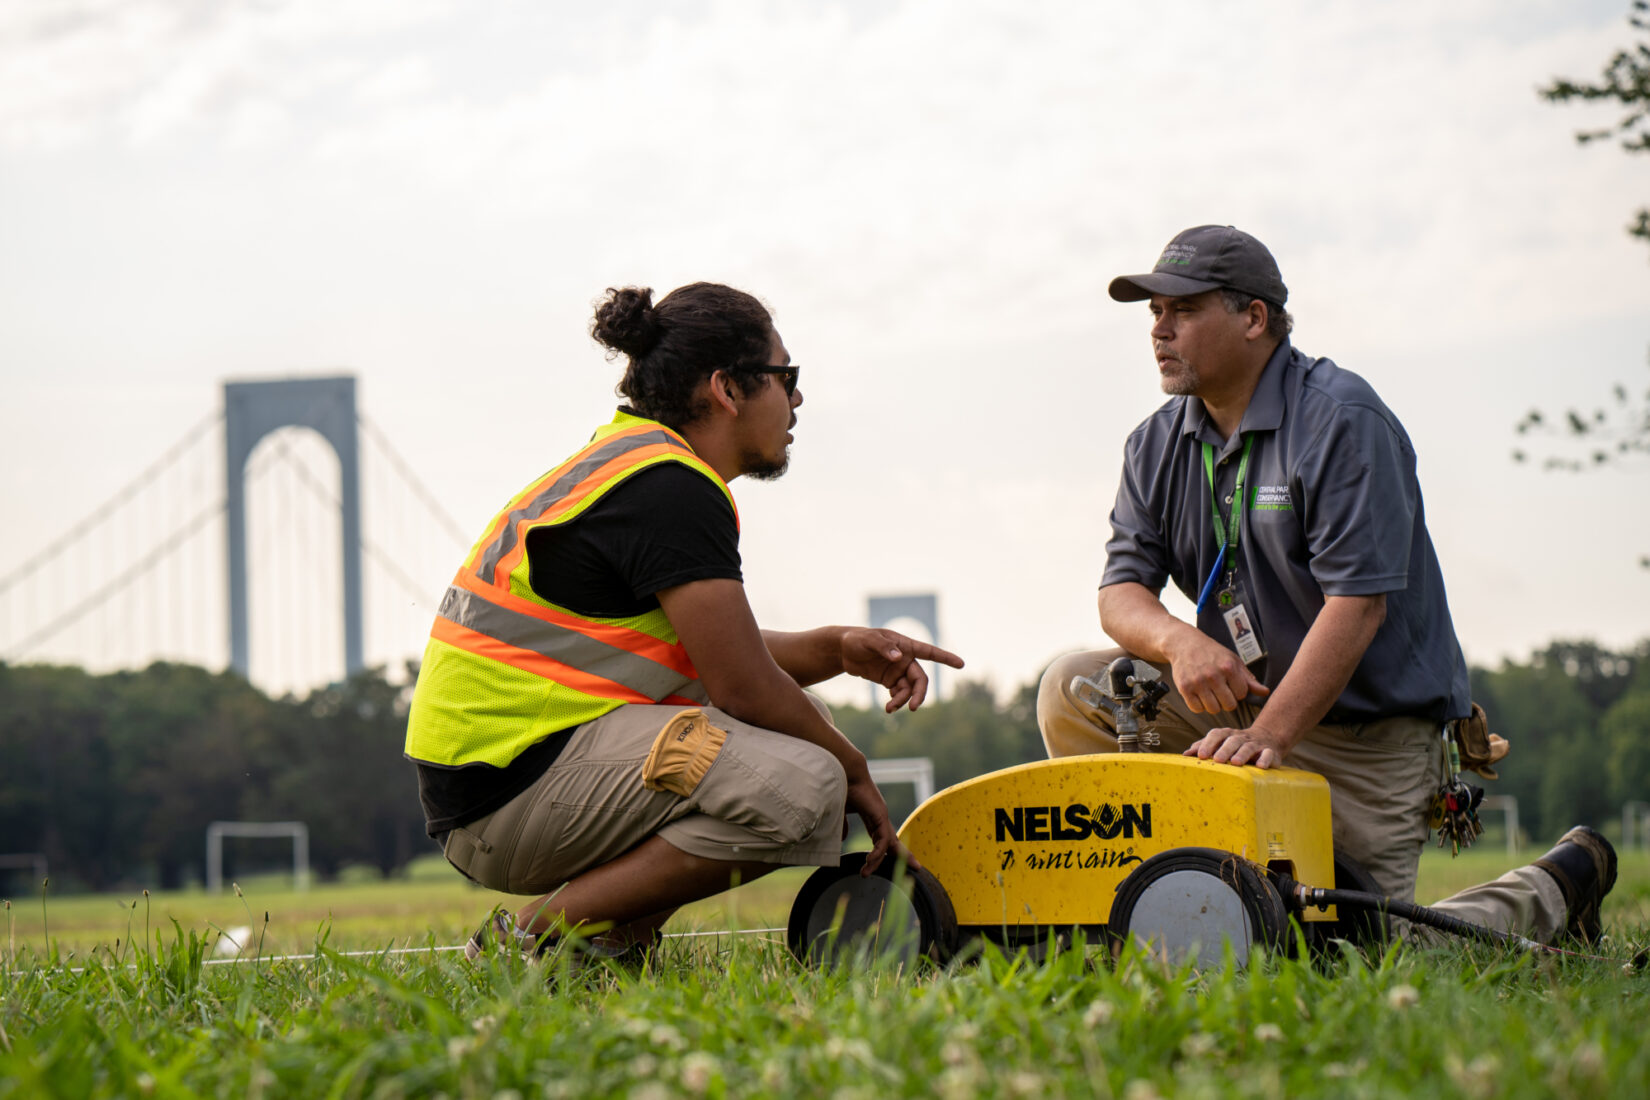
[591,286,662,359]
[590,280,774,431]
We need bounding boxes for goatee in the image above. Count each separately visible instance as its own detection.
[742,449,790,481]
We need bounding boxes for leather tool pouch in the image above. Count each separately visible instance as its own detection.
[1454,702,1510,779]
[642,709,728,797]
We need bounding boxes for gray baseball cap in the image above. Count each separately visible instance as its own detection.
[1108,225,1288,306]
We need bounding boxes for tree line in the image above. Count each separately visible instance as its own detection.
[1,638,1646,895]
[0,661,425,894]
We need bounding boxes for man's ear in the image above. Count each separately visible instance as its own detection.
[706,369,741,416]
[1245,300,1270,341]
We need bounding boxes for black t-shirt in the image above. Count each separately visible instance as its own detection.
[416,462,741,837]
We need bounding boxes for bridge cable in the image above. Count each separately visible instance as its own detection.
[261,429,445,613]
[5,428,305,662]
[0,410,222,600]
[357,414,472,548]
[3,501,224,661]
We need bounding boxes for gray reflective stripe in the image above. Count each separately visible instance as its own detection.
[474,429,684,582]
[438,585,695,701]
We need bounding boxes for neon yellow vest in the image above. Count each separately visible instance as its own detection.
[405,411,737,768]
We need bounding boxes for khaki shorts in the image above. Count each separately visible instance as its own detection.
[443,701,848,895]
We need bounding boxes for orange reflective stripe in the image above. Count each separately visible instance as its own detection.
[537,444,694,523]
[448,570,698,678]
[488,444,706,585]
[464,421,672,579]
[429,616,657,704]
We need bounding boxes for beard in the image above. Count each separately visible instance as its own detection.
[741,446,790,481]
[1158,357,1200,396]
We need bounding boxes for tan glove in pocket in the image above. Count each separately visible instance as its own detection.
[1455,702,1511,779]
[642,709,729,797]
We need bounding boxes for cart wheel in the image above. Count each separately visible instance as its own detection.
[1109,847,1288,968]
[787,852,958,967]
[1308,852,1393,953]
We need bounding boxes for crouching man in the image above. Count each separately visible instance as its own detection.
[1039,227,1613,944]
[407,281,963,960]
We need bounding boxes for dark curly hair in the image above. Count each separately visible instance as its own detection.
[591,282,777,430]
[1218,288,1293,341]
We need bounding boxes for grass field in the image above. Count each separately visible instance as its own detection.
[3,846,1648,1097]
[6,845,1648,959]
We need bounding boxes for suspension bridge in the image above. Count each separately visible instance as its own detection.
[0,376,472,697]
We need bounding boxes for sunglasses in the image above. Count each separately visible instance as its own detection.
[755,365,800,396]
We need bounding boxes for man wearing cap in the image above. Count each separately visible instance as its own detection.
[1036,225,1615,943]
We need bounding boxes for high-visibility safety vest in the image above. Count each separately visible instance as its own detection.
[404,410,738,769]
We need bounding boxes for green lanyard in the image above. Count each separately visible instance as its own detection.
[1202,435,1253,556]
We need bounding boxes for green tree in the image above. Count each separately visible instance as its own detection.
[0,663,125,891]
[1602,687,1650,808]
[1516,0,1650,561]
[241,667,426,877]
[1542,0,1650,249]
[834,680,1045,825]
[1472,655,1600,841]
[104,662,273,889]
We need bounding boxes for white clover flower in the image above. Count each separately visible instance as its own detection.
[1123,1079,1161,1100]
[938,1065,982,1100]
[1008,1071,1044,1095]
[1253,1023,1283,1043]
[1082,999,1116,1027]
[649,1024,686,1051]
[1386,984,1420,1009]
[759,1059,788,1091]
[680,1052,719,1095]
[1569,1041,1605,1079]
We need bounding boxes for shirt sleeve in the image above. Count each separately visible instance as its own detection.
[599,463,743,597]
[1297,404,1415,596]
[1100,431,1172,593]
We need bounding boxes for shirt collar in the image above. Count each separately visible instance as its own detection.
[1178,340,1292,450]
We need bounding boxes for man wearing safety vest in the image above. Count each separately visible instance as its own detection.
[1038,226,1616,945]
[406,281,963,962]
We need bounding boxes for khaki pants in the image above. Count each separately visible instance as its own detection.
[444,700,847,896]
[1038,649,1566,942]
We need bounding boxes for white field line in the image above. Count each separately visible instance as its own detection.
[4,926,789,977]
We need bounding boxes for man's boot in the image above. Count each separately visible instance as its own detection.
[1533,826,1617,943]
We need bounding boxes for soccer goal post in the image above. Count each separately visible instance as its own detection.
[0,852,48,889]
[205,821,310,893]
[866,757,937,806]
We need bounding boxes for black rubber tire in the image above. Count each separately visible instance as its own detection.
[1108,847,1289,968]
[786,852,959,967]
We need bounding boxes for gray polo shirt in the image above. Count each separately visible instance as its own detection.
[1102,341,1470,723]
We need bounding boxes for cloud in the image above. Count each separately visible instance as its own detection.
[0,0,451,149]
[2,0,1646,683]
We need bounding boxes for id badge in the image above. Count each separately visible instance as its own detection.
[1217,577,1266,666]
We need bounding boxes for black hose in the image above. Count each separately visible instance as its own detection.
[1304,887,1543,951]
[1269,871,1643,969]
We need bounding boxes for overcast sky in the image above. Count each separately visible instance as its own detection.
[1,0,1646,702]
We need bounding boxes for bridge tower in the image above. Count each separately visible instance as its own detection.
[224,376,364,680]
[867,593,942,705]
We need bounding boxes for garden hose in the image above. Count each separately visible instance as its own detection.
[1275,876,1647,971]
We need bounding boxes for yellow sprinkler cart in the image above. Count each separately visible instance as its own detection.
[788,658,1375,969]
